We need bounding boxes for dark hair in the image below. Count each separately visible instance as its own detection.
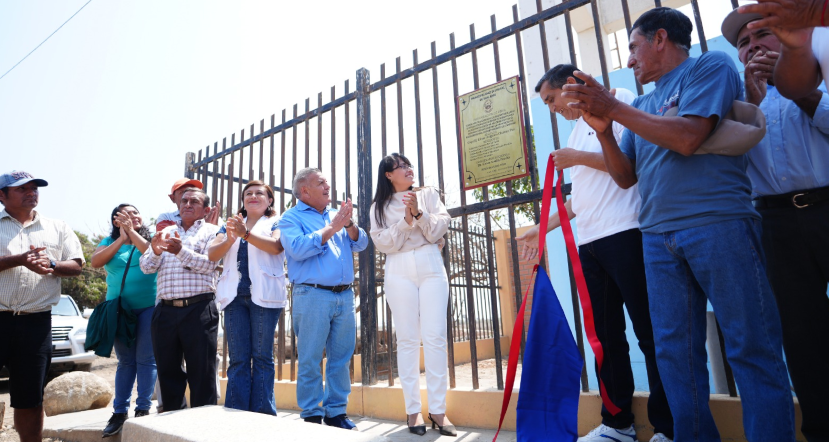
[239,180,276,218]
[109,204,152,242]
[372,153,412,228]
[630,7,693,55]
[181,189,209,207]
[535,63,585,93]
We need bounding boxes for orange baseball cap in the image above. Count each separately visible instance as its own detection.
[169,178,203,196]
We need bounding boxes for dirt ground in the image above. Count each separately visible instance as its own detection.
[0,355,118,442]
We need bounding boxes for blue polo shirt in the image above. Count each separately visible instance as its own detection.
[620,51,759,233]
[278,200,369,286]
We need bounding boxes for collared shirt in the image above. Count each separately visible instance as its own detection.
[620,51,758,233]
[278,200,369,286]
[156,210,181,223]
[139,219,220,300]
[0,210,85,313]
[748,85,829,197]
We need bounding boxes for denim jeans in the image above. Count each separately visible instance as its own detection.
[759,202,829,442]
[113,306,156,413]
[224,295,282,415]
[292,284,356,419]
[642,218,795,442]
[579,229,673,438]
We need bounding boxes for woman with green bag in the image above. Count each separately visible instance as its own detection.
[91,204,157,437]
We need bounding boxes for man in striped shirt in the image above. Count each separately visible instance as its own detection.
[0,170,84,442]
[139,188,220,411]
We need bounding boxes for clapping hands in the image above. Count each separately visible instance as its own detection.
[332,199,355,231]
[225,214,247,241]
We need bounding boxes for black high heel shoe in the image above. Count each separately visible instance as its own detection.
[407,414,426,436]
[428,413,457,437]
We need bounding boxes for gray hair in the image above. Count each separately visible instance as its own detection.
[292,167,322,200]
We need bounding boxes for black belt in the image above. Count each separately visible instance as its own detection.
[754,186,829,209]
[161,292,214,307]
[300,283,351,293]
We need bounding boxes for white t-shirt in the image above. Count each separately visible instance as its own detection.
[812,27,829,92]
[569,87,640,246]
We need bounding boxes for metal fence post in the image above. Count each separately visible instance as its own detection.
[356,67,378,386]
[184,152,196,179]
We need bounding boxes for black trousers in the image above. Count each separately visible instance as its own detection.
[579,228,674,438]
[151,298,219,411]
[0,311,51,409]
[759,202,829,442]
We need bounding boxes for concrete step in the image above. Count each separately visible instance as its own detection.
[43,404,516,442]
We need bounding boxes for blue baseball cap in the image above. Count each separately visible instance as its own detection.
[0,170,49,189]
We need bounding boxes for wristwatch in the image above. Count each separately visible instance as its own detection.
[49,259,57,269]
[414,211,423,220]
[345,221,354,229]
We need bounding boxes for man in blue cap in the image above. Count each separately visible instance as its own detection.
[0,170,84,442]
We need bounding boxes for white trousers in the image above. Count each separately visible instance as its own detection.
[384,244,450,415]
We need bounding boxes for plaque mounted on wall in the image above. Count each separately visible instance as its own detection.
[457,76,529,191]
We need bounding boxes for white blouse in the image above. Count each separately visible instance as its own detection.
[369,187,451,254]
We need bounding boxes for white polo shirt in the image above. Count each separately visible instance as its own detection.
[569,88,641,246]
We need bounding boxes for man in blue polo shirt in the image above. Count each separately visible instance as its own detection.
[723,9,829,441]
[278,167,368,431]
[561,7,796,442]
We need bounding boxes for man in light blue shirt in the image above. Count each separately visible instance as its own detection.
[724,10,829,442]
[278,167,368,431]
[563,7,796,441]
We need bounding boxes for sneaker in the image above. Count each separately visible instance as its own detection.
[323,414,358,431]
[102,412,128,438]
[134,409,150,418]
[303,416,322,424]
[649,433,672,442]
[578,424,636,442]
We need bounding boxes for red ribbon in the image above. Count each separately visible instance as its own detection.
[493,154,620,441]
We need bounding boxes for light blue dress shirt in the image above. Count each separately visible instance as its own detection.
[278,200,368,286]
[747,85,829,197]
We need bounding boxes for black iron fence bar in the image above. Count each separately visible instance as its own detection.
[620,0,645,96]
[280,110,287,212]
[268,116,275,186]
[330,87,338,206]
[211,142,219,212]
[396,56,405,155]
[515,4,542,223]
[590,0,612,89]
[413,49,425,186]
[318,93,324,171]
[345,79,352,200]
[381,63,388,158]
[488,13,505,389]
[450,30,481,391]
[654,0,662,7]
[356,67,378,386]
[219,138,227,216]
[690,0,708,53]
[291,104,298,207]
[304,99,310,168]
[730,0,739,8]
[446,185,569,218]
[237,128,245,206]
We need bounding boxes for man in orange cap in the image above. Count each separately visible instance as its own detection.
[156,179,220,231]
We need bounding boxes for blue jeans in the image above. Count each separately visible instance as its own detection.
[292,284,356,419]
[224,295,282,415]
[113,306,156,413]
[642,218,795,442]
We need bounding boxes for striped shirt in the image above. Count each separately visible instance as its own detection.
[0,210,85,313]
[139,219,220,300]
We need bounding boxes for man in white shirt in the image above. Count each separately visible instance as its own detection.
[0,170,84,442]
[517,65,672,442]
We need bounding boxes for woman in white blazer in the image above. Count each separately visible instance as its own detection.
[370,153,456,437]
[207,180,287,415]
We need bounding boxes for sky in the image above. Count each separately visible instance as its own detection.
[0,0,522,237]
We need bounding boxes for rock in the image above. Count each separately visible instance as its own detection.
[43,372,113,416]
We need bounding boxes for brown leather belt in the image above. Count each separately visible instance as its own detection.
[161,293,214,307]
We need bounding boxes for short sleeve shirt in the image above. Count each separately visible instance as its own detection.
[98,236,157,309]
[619,51,758,233]
[0,210,85,312]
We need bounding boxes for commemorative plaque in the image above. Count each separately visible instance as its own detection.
[457,76,529,190]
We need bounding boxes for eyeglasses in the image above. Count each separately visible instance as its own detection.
[391,163,412,171]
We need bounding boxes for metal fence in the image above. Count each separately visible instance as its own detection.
[191,0,740,395]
